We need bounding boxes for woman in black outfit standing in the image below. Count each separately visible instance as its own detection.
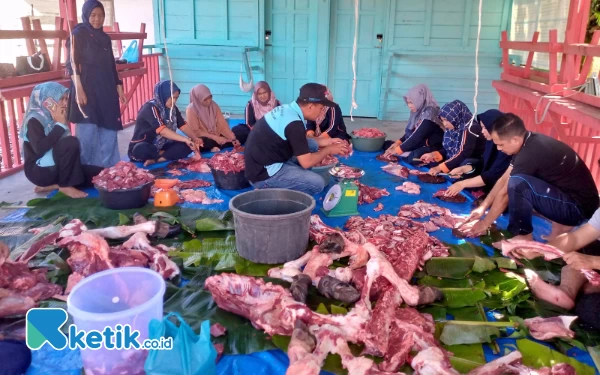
[20,82,102,198]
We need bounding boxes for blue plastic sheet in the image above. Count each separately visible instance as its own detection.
[19,143,597,374]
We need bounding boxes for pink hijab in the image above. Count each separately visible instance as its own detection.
[251,81,277,120]
[188,84,218,133]
[314,87,334,136]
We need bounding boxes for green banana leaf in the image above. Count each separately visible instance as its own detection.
[445,344,486,373]
[447,242,489,258]
[425,257,475,279]
[417,276,473,289]
[150,212,194,234]
[419,306,447,321]
[38,251,71,287]
[492,257,518,269]
[171,236,239,270]
[440,288,488,308]
[118,213,130,225]
[25,193,179,227]
[479,227,511,248]
[186,210,235,232]
[446,306,486,321]
[8,222,62,261]
[472,257,497,273]
[235,258,278,277]
[162,266,276,355]
[517,339,595,375]
[439,323,501,345]
[517,257,563,284]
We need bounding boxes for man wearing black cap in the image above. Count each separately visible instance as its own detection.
[244,83,349,195]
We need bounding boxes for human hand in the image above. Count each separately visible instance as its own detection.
[75,85,87,106]
[467,205,487,222]
[384,141,400,156]
[449,167,464,178]
[49,102,68,125]
[215,136,228,145]
[117,85,126,104]
[420,153,435,163]
[468,219,491,237]
[194,138,204,148]
[328,143,350,156]
[428,166,442,175]
[232,139,241,148]
[563,252,597,271]
[445,182,464,197]
[185,139,198,152]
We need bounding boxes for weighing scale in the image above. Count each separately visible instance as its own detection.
[154,179,180,207]
[321,166,364,217]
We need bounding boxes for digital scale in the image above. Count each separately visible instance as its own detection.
[321,166,364,217]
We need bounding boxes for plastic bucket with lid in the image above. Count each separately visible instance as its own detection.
[67,268,166,374]
[229,189,316,264]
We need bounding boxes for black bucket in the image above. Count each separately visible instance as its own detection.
[229,189,316,264]
[95,181,153,210]
[210,167,251,190]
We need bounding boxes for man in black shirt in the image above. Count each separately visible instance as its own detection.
[244,83,349,195]
[465,113,599,240]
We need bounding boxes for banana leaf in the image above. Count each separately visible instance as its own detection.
[472,257,497,273]
[150,212,194,234]
[492,257,518,269]
[162,266,277,355]
[425,257,475,279]
[445,344,486,373]
[235,258,279,277]
[447,242,488,258]
[25,193,179,227]
[446,306,486,321]
[479,227,511,248]
[186,210,235,232]
[171,236,239,270]
[440,288,488,308]
[118,213,130,225]
[419,306,447,321]
[517,257,563,284]
[439,323,501,345]
[517,339,595,375]
[417,276,474,289]
[8,222,62,261]
[38,251,71,287]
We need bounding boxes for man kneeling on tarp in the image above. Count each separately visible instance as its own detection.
[244,83,349,195]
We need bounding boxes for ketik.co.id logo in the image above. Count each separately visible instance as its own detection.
[26,308,170,351]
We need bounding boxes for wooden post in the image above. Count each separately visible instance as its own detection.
[548,30,558,87]
[523,31,539,79]
[576,30,600,85]
[31,19,49,57]
[137,23,146,64]
[501,31,509,75]
[21,17,35,55]
[52,17,64,71]
[113,23,123,56]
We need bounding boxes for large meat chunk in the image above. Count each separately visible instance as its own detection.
[524,316,577,341]
[433,189,467,203]
[208,151,245,174]
[411,347,459,375]
[315,155,339,167]
[180,190,224,204]
[381,164,409,178]
[396,182,421,195]
[354,181,390,205]
[92,161,155,191]
[398,201,450,218]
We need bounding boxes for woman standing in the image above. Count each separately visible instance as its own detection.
[66,0,126,168]
[186,84,240,152]
[306,89,350,141]
[20,82,102,198]
[129,81,201,166]
[383,84,443,161]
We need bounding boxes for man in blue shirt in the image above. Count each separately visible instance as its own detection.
[244,83,349,195]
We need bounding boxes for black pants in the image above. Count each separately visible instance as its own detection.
[200,137,234,152]
[0,340,31,375]
[232,124,251,145]
[24,136,102,188]
[129,141,192,162]
[383,120,444,165]
[507,174,586,235]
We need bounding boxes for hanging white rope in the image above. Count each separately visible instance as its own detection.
[64,0,88,118]
[349,0,360,121]
[158,0,175,119]
[534,83,586,125]
[467,0,483,129]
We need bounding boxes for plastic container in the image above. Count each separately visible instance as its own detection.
[210,167,251,190]
[351,133,387,152]
[229,189,316,264]
[67,268,166,375]
[310,163,336,186]
[95,181,153,210]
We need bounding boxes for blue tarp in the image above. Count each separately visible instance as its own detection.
[15,139,597,374]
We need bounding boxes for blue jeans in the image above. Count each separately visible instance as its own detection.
[508,174,586,235]
[76,123,120,168]
[251,162,325,195]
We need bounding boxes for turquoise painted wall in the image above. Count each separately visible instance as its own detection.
[155,0,511,120]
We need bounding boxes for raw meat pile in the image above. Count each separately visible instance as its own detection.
[398,201,466,230]
[433,189,467,203]
[177,179,211,189]
[352,128,385,138]
[180,190,224,204]
[167,156,211,173]
[376,153,398,163]
[395,181,421,194]
[92,161,155,191]
[501,240,600,286]
[314,155,339,167]
[331,166,363,179]
[353,181,389,205]
[208,151,245,174]
[417,174,446,184]
[0,243,62,318]
[524,316,577,341]
[381,164,409,178]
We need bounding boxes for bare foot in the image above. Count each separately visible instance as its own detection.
[525,269,575,310]
[143,159,157,167]
[59,187,88,199]
[34,184,58,193]
[542,222,574,241]
[211,147,221,152]
[157,157,167,163]
[512,233,534,242]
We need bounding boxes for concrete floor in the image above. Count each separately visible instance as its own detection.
[0,117,406,216]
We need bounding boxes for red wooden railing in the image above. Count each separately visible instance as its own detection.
[495,0,600,186]
[0,17,160,179]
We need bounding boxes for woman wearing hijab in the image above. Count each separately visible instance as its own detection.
[306,89,350,141]
[383,84,443,162]
[186,84,240,152]
[422,100,486,175]
[245,81,281,128]
[20,82,102,199]
[66,0,125,168]
[444,109,511,197]
[128,81,201,166]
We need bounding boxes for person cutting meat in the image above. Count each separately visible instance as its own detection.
[244,83,349,195]
[525,207,600,330]
[464,113,599,240]
[444,109,511,197]
[128,80,202,166]
[420,100,486,175]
